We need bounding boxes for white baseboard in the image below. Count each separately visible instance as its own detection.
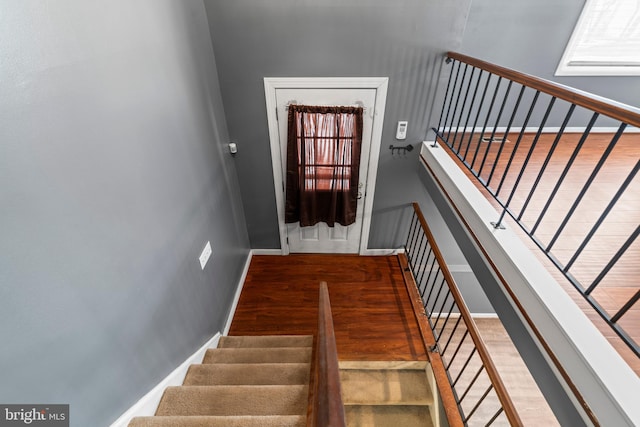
[223,250,254,335]
[109,333,221,427]
[252,248,402,256]
[251,248,283,255]
[360,248,402,256]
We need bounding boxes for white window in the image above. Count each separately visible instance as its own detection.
[556,0,640,76]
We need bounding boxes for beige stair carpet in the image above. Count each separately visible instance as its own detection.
[339,361,435,427]
[128,335,312,427]
[128,415,305,427]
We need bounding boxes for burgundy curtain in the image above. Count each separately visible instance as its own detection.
[285,105,364,227]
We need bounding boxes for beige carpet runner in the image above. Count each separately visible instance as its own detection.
[128,335,436,427]
[128,335,313,427]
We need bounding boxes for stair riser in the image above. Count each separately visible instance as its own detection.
[345,405,433,427]
[219,335,313,348]
[340,369,433,405]
[184,363,310,386]
[156,386,309,416]
[203,348,312,364]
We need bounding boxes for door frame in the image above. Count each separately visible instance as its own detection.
[264,77,388,255]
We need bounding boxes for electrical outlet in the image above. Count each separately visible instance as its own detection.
[199,241,212,270]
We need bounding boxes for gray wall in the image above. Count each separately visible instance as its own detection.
[204,0,472,249]
[0,1,250,426]
[460,0,640,110]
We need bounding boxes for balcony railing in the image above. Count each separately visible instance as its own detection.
[401,202,523,426]
[432,51,640,357]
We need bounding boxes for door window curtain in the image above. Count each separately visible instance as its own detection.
[285,105,364,227]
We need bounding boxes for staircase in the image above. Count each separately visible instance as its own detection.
[128,335,313,427]
[339,361,435,427]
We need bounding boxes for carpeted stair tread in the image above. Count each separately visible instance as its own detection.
[203,347,312,364]
[345,405,433,427]
[128,415,306,427]
[340,368,433,405]
[219,335,313,348]
[155,385,308,416]
[184,363,310,385]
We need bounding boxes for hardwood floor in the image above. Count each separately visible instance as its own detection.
[229,254,427,361]
[441,132,640,374]
[230,254,558,426]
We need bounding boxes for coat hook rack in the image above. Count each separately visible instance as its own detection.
[389,144,414,155]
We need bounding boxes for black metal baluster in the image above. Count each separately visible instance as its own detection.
[471,76,501,172]
[493,90,540,228]
[464,384,495,423]
[425,270,445,311]
[443,61,463,146]
[434,288,453,326]
[451,347,478,388]
[447,64,470,151]
[414,235,431,287]
[611,289,640,324]
[436,57,456,138]
[419,249,437,298]
[441,316,463,355]
[478,81,525,187]
[463,70,488,162]
[547,123,626,252]
[585,225,639,295]
[531,112,599,236]
[454,66,477,153]
[564,160,639,272]
[436,299,458,342]
[486,407,505,426]
[445,329,469,371]
[458,365,485,403]
[427,277,448,319]
[495,94,554,226]
[406,213,419,265]
[518,103,576,221]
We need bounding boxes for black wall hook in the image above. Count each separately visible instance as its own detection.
[389,144,414,156]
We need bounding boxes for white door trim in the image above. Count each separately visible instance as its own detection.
[264,77,388,255]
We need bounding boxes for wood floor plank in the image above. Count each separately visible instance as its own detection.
[229,255,427,361]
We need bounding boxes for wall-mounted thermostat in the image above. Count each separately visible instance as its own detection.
[396,121,408,140]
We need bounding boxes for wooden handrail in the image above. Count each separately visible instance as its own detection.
[398,253,465,427]
[447,52,640,128]
[312,282,347,427]
[408,202,523,426]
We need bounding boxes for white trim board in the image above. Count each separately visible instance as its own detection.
[264,77,389,255]
[109,333,221,427]
[222,250,254,335]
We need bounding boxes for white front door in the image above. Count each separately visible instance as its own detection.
[265,78,388,254]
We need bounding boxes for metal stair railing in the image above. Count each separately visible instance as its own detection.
[432,51,640,358]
